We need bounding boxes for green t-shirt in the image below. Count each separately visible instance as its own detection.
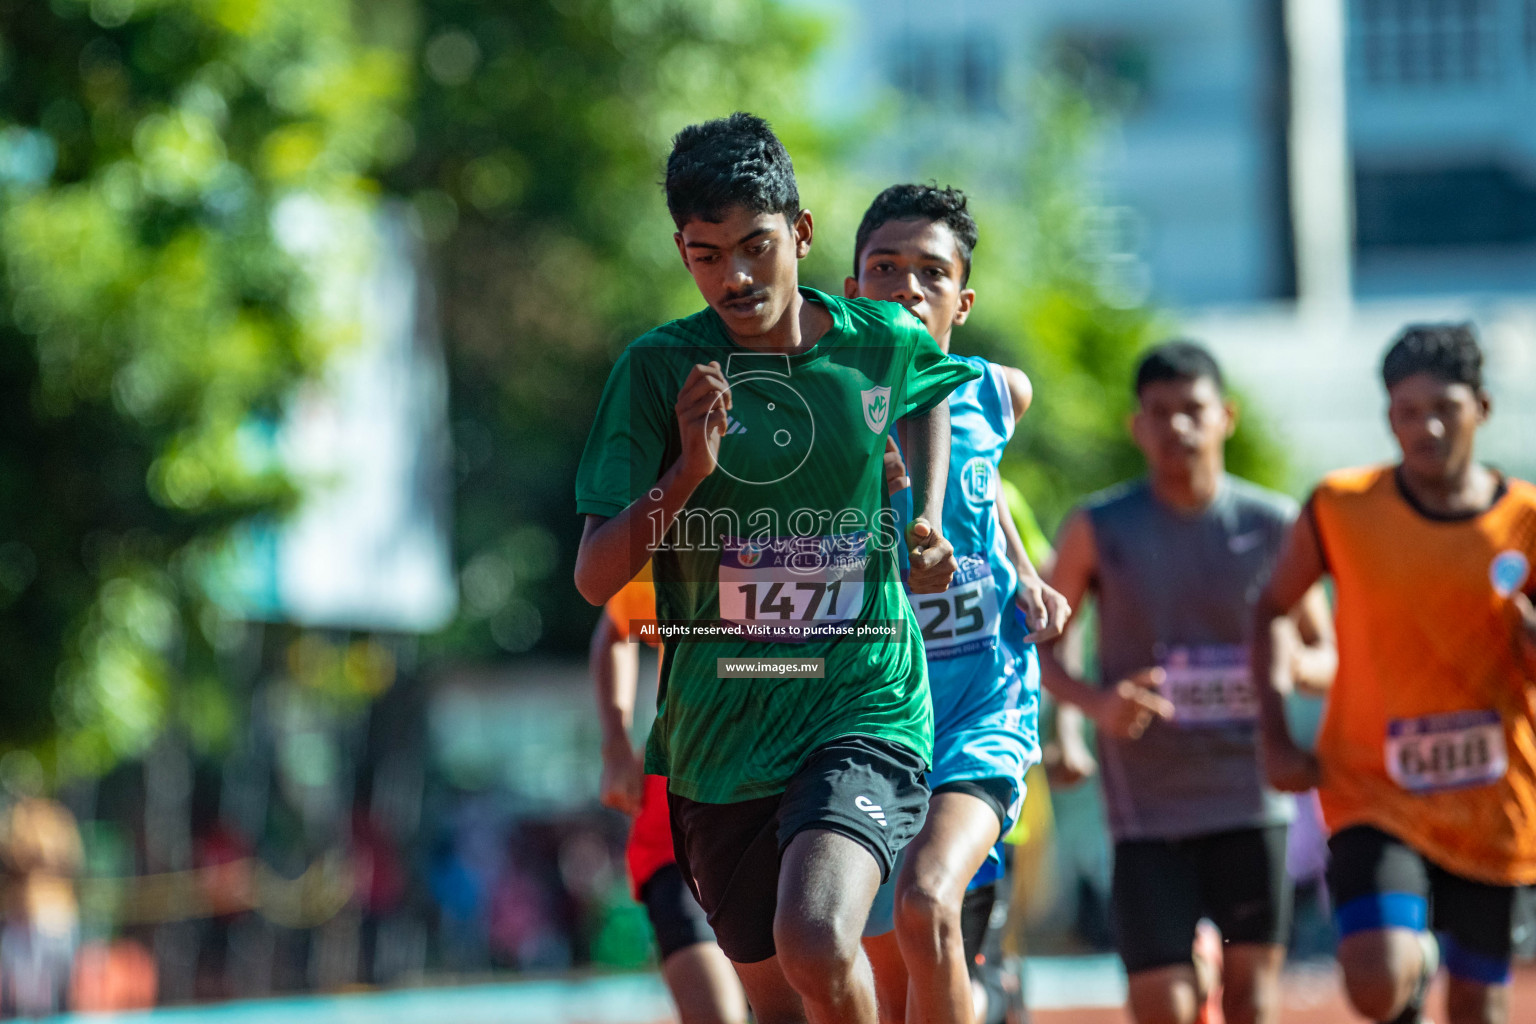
[576,288,981,803]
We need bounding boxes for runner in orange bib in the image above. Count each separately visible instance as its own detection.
[593,566,746,1024]
[1253,324,1536,1024]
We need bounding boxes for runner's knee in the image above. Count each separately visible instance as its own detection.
[893,869,963,945]
[773,906,863,998]
[1126,965,1200,1024]
[1446,975,1508,1024]
[1337,930,1418,1021]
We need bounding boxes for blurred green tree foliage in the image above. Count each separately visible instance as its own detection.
[388,0,849,659]
[0,0,404,772]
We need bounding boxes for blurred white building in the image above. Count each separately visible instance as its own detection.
[1348,0,1536,297]
[805,0,1536,484]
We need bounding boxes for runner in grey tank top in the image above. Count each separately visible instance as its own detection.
[1086,474,1295,839]
[1040,342,1335,1024]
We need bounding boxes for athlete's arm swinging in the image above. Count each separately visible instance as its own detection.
[1516,590,1536,669]
[900,403,960,594]
[1038,510,1174,738]
[591,614,645,817]
[1285,584,1336,695]
[999,364,1032,423]
[575,362,731,605]
[994,485,1070,643]
[1251,510,1329,792]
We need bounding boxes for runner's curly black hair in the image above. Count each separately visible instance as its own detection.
[1134,340,1225,397]
[665,112,799,229]
[852,183,979,284]
[1381,323,1484,392]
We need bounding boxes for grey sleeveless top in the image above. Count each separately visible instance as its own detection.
[1085,476,1297,841]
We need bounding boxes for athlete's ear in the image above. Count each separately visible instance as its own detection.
[1223,398,1239,439]
[674,231,688,270]
[844,275,860,300]
[793,210,814,258]
[954,288,976,325]
[1477,388,1493,423]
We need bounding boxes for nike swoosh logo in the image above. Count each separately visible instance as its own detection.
[1228,531,1264,554]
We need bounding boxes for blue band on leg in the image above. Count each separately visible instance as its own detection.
[1334,892,1427,936]
[1439,934,1512,986]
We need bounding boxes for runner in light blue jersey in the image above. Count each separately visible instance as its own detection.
[845,184,1072,1024]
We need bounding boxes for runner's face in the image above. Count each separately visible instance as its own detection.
[845,219,973,349]
[675,207,811,341]
[1132,376,1233,477]
[1388,371,1488,483]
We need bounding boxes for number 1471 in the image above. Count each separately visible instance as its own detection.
[739,581,843,620]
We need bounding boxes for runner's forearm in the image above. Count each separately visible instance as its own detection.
[575,461,706,605]
[995,485,1039,583]
[1038,641,1103,715]
[1251,591,1296,747]
[590,618,637,749]
[1289,585,1338,694]
[904,403,950,529]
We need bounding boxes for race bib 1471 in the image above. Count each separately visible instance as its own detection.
[718,533,869,642]
[1385,710,1508,794]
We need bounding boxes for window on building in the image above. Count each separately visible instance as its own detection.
[1525,0,1536,65]
[887,32,1002,114]
[1350,0,1503,86]
[962,34,1002,113]
[1049,33,1153,114]
[1355,164,1536,247]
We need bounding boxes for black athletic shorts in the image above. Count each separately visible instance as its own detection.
[640,863,716,961]
[935,776,1014,835]
[1328,824,1517,985]
[668,734,929,964]
[1112,824,1292,974]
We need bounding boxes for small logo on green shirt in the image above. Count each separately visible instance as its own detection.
[861,386,892,433]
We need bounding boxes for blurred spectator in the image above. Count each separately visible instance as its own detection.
[70,939,158,1012]
[0,797,84,1016]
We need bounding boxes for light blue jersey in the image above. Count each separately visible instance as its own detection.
[866,356,1042,936]
[896,354,1040,806]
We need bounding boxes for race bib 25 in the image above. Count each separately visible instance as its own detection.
[909,553,999,660]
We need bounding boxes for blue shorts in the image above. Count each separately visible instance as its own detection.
[928,634,1041,835]
[863,634,1040,939]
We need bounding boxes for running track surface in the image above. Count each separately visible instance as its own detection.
[1034,964,1536,1024]
[45,958,1536,1022]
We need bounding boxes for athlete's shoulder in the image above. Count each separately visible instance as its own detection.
[1224,476,1301,520]
[1312,464,1394,503]
[629,307,717,350]
[837,293,925,336]
[1080,479,1149,517]
[1502,474,1536,508]
[946,352,991,372]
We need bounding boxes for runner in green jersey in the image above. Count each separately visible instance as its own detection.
[574,114,978,1024]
